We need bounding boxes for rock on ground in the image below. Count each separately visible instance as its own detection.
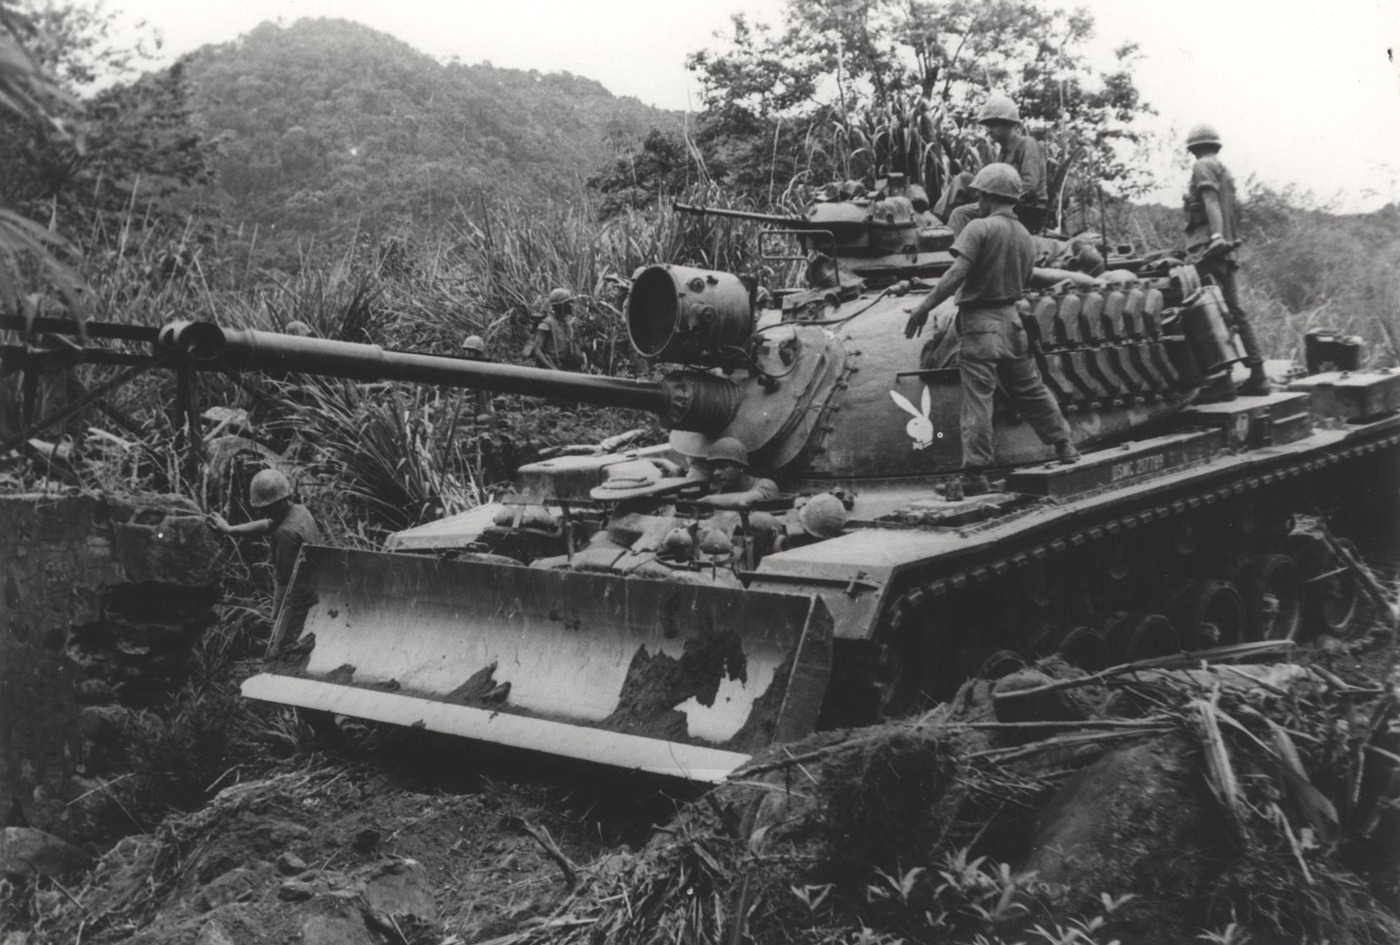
[1,827,91,878]
[1021,732,1224,943]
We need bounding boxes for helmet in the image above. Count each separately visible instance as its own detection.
[248,468,292,509]
[461,334,486,355]
[798,493,848,539]
[284,321,314,337]
[1185,123,1222,150]
[698,528,734,558]
[705,436,750,467]
[547,287,574,307]
[1074,243,1106,277]
[661,526,694,559]
[969,163,1022,201]
[978,94,1021,124]
[744,511,781,543]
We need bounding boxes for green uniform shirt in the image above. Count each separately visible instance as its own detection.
[950,206,1035,309]
[537,313,581,369]
[269,503,318,619]
[1183,155,1238,250]
[1000,132,1048,208]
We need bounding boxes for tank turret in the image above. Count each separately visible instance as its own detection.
[675,182,956,284]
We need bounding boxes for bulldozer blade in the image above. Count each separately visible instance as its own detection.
[242,546,833,782]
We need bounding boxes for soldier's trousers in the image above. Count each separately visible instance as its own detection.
[1198,257,1263,367]
[958,306,1072,470]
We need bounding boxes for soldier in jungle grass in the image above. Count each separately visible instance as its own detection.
[208,468,319,632]
[527,287,586,372]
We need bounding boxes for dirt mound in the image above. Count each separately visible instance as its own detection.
[11,760,610,945]
[6,637,1400,945]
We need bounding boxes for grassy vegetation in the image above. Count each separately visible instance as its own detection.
[1128,189,1400,368]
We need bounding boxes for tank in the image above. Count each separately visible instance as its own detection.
[161,196,1400,784]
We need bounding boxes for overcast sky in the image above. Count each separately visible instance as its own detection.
[110,0,1400,212]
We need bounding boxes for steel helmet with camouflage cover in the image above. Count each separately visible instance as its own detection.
[978,94,1021,124]
[1185,123,1222,151]
[249,468,292,509]
[969,163,1022,201]
[547,287,574,307]
[461,334,486,355]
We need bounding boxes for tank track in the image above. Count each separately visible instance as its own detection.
[823,420,1400,725]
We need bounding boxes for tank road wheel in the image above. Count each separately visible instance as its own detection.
[1103,539,1134,583]
[1168,580,1246,649]
[1288,532,1360,637]
[1235,554,1304,641]
[1020,559,1057,611]
[980,650,1027,680]
[1032,624,1110,672]
[1170,517,1201,558]
[1104,612,1180,662]
[1260,511,1296,551]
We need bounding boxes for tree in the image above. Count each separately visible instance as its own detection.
[687,0,1153,219]
[0,0,84,320]
[0,0,217,263]
[587,128,696,217]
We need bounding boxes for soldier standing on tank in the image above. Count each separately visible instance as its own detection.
[948,95,1049,235]
[904,163,1081,496]
[208,468,319,628]
[1183,123,1271,396]
[529,287,585,372]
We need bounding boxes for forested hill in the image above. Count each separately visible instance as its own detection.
[182,18,681,240]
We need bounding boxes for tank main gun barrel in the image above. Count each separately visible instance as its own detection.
[159,321,739,434]
[673,202,810,228]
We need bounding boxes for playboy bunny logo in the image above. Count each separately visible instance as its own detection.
[890,387,939,450]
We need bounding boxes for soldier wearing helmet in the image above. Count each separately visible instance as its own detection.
[1183,123,1270,396]
[948,94,1050,235]
[695,437,780,509]
[904,163,1081,496]
[209,468,320,623]
[529,287,585,372]
[284,321,315,338]
[458,335,495,415]
[461,334,487,360]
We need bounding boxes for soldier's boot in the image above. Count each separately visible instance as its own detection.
[1199,373,1238,403]
[1055,441,1081,465]
[1238,368,1272,397]
[959,472,992,496]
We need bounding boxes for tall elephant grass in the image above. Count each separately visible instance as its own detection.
[27,186,738,542]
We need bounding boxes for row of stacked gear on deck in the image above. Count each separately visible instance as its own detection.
[474,437,853,579]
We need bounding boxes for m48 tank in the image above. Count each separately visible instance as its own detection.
[162,191,1400,783]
